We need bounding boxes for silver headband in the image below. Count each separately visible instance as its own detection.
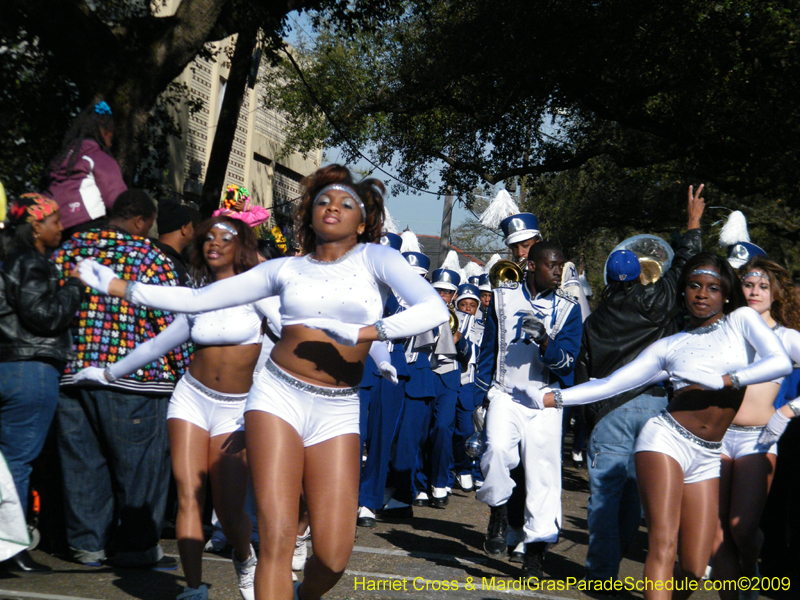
[212,222,238,236]
[743,270,768,281]
[314,184,366,220]
[690,268,720,279]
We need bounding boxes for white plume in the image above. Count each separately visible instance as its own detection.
[400,230,421,253]
[579,272,593,297]
[441,249,463,276]
[463,261,484,280]
[719,211,750,247]
[479,189,520,230]
[484,254,502,274]
[383,206,400,234]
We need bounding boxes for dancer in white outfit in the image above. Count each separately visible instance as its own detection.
[78,165,448,600]
[523,253,792,600]
[711,257,800,600]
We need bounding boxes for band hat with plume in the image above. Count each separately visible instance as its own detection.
[380,232,403,251]
[484,254,502,275]
[456,283,481,304]
[400,230,421,253]
[431,268,461,291]
[440,249,466,283]
[469,274,492,292]
[383,205,400,234]
[479,189,540,246]
[718,210,766,268]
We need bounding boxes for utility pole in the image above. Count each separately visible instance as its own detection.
[438,187,454,268]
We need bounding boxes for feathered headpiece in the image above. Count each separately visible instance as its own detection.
[400,230,421,253]
[479,189,520,230]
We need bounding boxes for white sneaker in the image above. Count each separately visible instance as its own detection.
[232,544,257,600]
[292,571,298,582]
[177,585,208,600]
[456,473,473,491]
[293,526,310,571]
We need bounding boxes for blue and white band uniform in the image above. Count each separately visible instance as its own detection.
[474,280,583,545]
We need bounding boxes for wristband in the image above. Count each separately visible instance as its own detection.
[788,399,800,418]
[728,371,742,390]
[553,389,563,409]
[374,319,388,342]
[103,366,118,383]
[123,281,137,303]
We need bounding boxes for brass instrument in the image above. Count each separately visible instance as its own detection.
[604,234,674,285]
[489,259,524,288]
[448,304,459,334]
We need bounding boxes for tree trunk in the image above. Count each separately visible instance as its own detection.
[199,27,259,217]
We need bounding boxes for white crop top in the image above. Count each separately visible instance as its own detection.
[128,243,448,341]
[104,298,273,381]
[560,307,792,406]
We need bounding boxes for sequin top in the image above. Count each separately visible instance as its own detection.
[560,307,792,406]
[128,243,448,341]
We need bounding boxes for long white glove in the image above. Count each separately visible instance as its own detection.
[672,368,725,391]
[72,366,112,385]
[378,361,399,385]
[303,318,362,346]
[512,385,546,410]
[472,406,486,432]
[758,410,790,446]
[78,259,119,294]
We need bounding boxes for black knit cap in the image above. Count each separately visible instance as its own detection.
[157,200,194,235]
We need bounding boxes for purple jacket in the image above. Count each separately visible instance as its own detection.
[47,139,127,230]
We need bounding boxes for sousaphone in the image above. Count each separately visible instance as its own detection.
[603,234,674,285]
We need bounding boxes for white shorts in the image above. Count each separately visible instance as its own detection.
[635,411,722,484]
[246,360,360,447]
[721,424,778,461]
[167,371,248,437]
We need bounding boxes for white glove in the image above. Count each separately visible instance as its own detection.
[378,361,399,385]
[512,385,546,410]
[304,318,361,346]
[673,368,725,391]
[758,410,790,446]
[72,367,112,386]
[79,259,119,294]
[472,406,486,432]
[520,312,548,344]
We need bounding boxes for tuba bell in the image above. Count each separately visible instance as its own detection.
[604,234,674,285]
[489,260,524,288]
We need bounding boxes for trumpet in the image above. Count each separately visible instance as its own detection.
[489,259,524,288]
[448,304,459,334]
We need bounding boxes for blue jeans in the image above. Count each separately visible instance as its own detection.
[56,386,171,565]
[0,361,61,516]
[586,392,668,579]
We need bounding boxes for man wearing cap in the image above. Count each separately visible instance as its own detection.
[413,268,462,508]
[450,283,484,492]
[153,200,199,287]
[382,250,436,518]
[357,233,411,527]
[475,241,582,578]
[576,185,704,583]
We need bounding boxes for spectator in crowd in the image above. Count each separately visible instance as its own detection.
[52,189,191,569]
[155,200,200,286]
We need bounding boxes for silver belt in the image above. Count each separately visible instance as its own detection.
[658,411,722,450]
[265,360,358,398]
[183,371,248,403]
[728,423,765,433]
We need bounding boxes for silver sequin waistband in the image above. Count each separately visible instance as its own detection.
[265,360,359,397]
[728,423,765,433]
[184,371,248,403]
[658,411,723,451]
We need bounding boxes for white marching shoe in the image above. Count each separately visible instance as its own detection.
[293,526,310,572]
[232,544,257,600]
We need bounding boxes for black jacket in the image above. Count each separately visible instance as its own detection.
[0,247,83,365]
[575,228,702,430]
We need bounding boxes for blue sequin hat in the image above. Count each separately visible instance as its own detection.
[456,283,480,304]
[380,232,402,251]
[500,213,540,246]
[431,268,461,291]
[403,251,431,275]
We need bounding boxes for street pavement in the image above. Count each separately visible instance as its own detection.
[0,451,793,600]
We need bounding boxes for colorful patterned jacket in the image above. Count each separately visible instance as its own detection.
[52,226,192,394]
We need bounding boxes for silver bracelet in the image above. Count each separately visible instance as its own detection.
[553,389,563,410]
[123,281,137,303]
[103,366,118,383]
[374,319,388,342]
[728,371,742,389]
[788,399,800,418]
